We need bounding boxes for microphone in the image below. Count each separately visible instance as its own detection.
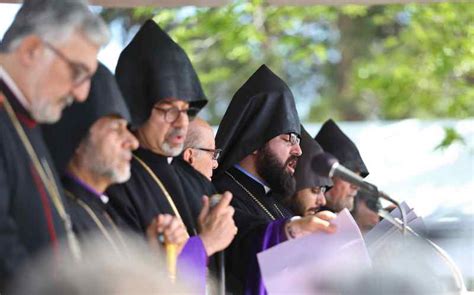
[210,194,223,208]
[210,194,226,295]
[311,153,378,195]
[312,153,407,235]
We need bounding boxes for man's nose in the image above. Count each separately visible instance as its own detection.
[292,142,302,156]
[126,130,139,150]
[173,109,188,128]
[317,193,327,206]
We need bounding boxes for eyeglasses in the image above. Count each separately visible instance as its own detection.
[283,133,301,146]
[153,106,200,123]
[192,147,222,160]
[43,41,92,86]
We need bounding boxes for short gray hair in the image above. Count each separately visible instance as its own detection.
[183,117,209,150]
[0,0,110,52]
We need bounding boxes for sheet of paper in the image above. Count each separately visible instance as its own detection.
[257,209,371,295]
[365,201,417,246]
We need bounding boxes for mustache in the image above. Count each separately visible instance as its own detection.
[285,155,299,166]
[166,128,186,138]
[121,151,133,160]
[307,207,323,215]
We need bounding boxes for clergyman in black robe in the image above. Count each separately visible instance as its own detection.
[284,126,333,216]
[105,19,237,289]
[213,65,336,294]
[107,19,208,235]
[42,63,135,249]
[0,70,70,290]
[43,63,208,289]
[315,119,369,213]
[0,1,109,288]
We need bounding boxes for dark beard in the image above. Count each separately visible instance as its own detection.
[255,144,297,199]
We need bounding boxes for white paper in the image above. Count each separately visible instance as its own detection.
[257,209,371,295]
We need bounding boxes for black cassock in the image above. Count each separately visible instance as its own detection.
[106,147,222,281]
[213,167,292,294]
[172,157,216,220]
[212,65,301,294]
[0,79,67,288]
[106,147,198,235]
[61,175,127,250]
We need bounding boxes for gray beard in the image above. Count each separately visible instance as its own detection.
[161,142,183,157]
[89,162,131,184]
[30,96,73,123]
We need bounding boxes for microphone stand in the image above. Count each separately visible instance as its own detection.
[218,251,225,295]
[377,209,467,293]
[377,191,407,236]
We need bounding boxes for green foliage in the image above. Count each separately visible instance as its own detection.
[352,3,474,120]
[101,1,474,126]
[435,126,466,151]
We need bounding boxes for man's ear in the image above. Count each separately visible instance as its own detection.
[17,35,44,66]
[182,148,194,164]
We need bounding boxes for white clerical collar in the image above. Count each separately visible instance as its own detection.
[167,157,173,164]
[234,164,271,194]
[0,66,30,111]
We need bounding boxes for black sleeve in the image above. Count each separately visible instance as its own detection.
[106,183,150,234]
[0,150,29,289]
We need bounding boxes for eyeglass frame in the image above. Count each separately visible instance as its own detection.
[192,147,222,160]
[283,132,301,146]
[153,105,200,123]
[42,41,92,87]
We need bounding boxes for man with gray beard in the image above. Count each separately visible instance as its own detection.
[106,19,236,265]
[315,119,369,213]
[0,0,109,289]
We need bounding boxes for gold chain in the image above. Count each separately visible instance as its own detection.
[225,171,278,221]
[133,154,191,237]
[1,91,81,260]
[64,190,125,254]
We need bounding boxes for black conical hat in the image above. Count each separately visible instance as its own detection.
[43,63,131,174]
[314,119,369,178]
[294,126,333,192]
[115,19,207,127]
[214,64,301,176]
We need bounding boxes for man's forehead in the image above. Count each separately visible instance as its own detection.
[92,115,127,129]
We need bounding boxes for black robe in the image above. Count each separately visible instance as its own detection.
[213,167,293,294]
[172,157,217,221]
[61,175,127,249]
[106,147,197,235]
[0,79,67,289]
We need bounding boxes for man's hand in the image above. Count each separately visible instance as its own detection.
[285,210,337,239]
[146,214,189,254]
[198,191,237,256]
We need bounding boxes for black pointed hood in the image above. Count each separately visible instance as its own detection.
[214,64,301,176]
[294,126,333,192]
[115,19,207,128]
[314,119,369,178]
[43,63,131,174]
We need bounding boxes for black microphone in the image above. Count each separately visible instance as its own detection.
[210,194,226,295]
[311,153,379,196]
[312,153,408,234]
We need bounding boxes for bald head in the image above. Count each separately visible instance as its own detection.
[182,117,218,180]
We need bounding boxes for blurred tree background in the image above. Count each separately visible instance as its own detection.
[100,1,474,126]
